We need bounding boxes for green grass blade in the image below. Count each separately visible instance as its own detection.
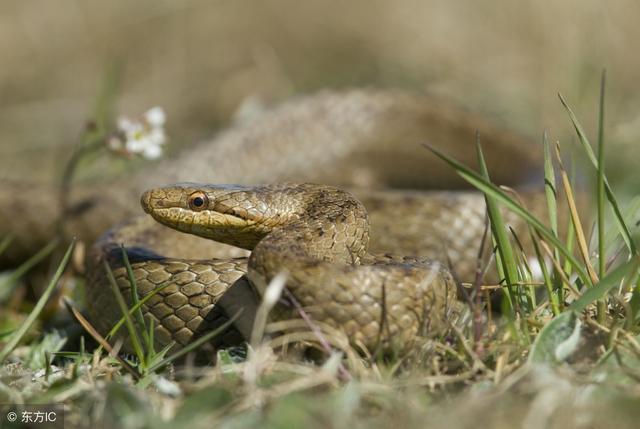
[424,144,591,287]
[0,240,75,363]
[558,92,636,255]
[145,339,176,371]
[120,245,151,350]
[0,239,58,301]
[476,139,517,312]
[543,132,559,239]
[0,235,14,256]
[568,256,640,313]
[105,280,175,341]
[147,310,243,373]
[596,70,606,279]
[103,260,146,366]
[544,137,568,306]
[509,227,536,310]
[0,329,16,340]
[603,196,640,255]
[595,71,607,322]
[145,316,157,364]
[530,231,561,315]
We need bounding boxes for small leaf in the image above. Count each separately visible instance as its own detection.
[175,385,234,419]
[529,311,581,364]
[25,330,67,370]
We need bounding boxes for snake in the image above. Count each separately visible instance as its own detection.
[0,89,545,353]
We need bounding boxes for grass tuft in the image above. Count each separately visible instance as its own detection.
[0,239,75,363]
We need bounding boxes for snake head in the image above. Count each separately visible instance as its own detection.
[141,183,305,249]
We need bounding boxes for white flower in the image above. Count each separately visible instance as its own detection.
[152,376,182,397]
[143,106,166,127]
[108,106,167,159]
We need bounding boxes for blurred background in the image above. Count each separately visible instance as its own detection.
[0,0,638,190]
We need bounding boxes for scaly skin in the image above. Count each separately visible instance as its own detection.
[87,184,547,353]
[97,183,457,352]
[1,89,547,352]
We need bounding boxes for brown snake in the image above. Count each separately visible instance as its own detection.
[139,183,456,351]
[0,89,545,353]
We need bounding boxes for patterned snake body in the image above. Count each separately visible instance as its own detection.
[0,89,546,352]
[88,187,508,352]
[134,183,455,351]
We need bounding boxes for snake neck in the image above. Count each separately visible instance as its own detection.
[246,185,371,294]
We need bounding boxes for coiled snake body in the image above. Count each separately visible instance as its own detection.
[135,183,455,351]
[0,90,545,353]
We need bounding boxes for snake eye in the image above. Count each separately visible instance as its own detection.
[188,192,208,211]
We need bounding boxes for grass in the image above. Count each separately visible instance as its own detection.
[1,77,640,428]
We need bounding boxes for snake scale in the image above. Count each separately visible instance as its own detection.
[0,89,545,353]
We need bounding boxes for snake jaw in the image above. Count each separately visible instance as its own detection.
[141,186,270,249]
